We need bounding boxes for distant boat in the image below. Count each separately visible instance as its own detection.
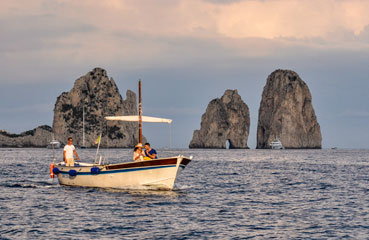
[47,140,61,149]
[50,80,192,190]
[269,138,284,149]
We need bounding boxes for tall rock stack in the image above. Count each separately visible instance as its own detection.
[189,90,250,149]
[53,68,143,147]
[257,69,322,149]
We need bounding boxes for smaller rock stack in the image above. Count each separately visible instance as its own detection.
[189,90,250,149]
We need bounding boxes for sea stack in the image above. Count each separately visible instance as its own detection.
[257,69,322,149]
[53,68,143,147]
[189,90,250,149]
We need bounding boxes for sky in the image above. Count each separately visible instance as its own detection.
[1,0,369,149]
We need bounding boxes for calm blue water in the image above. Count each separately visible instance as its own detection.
[1,148,369,239]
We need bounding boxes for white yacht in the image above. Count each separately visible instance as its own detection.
[47,140,61,149]
[269,138,284,149]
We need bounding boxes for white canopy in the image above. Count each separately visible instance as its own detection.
[105,115,172,124]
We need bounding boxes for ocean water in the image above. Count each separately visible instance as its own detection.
[1,148,369,239]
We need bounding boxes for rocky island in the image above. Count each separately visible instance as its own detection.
[257,69,322,149]
[189,90,250,149]
[0,125,53,148]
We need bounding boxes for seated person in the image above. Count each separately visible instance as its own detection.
[143,142,157,160]
[133,143,144,162]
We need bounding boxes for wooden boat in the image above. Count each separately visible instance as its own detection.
[52,156,191,190]
[51,81,192,190]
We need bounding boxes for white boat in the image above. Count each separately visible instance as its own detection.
[47,133,61,149]
[52,156,191,190]
[47,140,61,149]
[269,138,284,149]
[50,81,192,190]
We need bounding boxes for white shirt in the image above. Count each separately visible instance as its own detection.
[64,144,75,159]
[133,151,143,161]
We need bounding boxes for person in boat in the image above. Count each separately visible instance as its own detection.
[133,143,144,162]
[63,137,80,166]
[143,142,157,160]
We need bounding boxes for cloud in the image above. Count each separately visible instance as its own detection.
[1,0,369,85]
[0,14,97,53]
[58,0,369,43]
[2,1,368,50]
[215,0,369,39]
[3,0,369,41]
[358,24,369,41]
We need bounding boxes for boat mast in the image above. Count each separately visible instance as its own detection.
[139,80,142,144]
[82,106,85,147]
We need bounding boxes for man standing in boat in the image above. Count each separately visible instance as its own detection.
[144,142,157,159]
[63,137,80,166]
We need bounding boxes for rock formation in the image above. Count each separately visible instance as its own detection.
[53,67,144,148]
[257,69,322,149]
[189,90,250,149]
[0,125,53,147]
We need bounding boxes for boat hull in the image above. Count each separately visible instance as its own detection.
[270,145,284,150]
[55,156,191,190]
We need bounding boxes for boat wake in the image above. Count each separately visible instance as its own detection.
[0,179,56,189]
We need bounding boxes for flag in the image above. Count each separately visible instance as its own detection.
[94,135,101,145]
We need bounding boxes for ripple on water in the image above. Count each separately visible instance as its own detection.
[1,148,369,239]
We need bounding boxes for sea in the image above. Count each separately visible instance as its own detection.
[1,148,369,239]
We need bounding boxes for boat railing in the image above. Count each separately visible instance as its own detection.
[97,154,108,165]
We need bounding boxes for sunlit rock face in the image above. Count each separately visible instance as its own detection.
[257,69,322,149]
[189,90,250,149]
[0,125,52,147]
[53,68,144,148]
